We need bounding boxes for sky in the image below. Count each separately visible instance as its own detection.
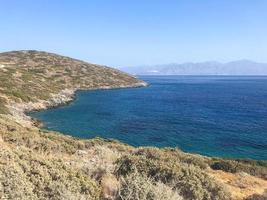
[1,0,267,67]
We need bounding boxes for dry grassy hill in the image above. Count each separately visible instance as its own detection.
[0,50,266,200]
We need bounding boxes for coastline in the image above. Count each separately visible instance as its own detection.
[1,51,266,200]
[7,82,148,128]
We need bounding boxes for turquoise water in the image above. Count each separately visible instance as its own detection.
[31,76,267,160]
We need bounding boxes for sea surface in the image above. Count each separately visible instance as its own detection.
[31,76,267,160]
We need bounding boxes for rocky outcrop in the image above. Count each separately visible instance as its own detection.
[7,89,75,127]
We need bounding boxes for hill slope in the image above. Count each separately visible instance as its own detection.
[0,51,266,200]
[0,50,146,126]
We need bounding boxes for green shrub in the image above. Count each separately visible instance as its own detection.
[0,98,8,114]
[210,159,267,180]
[5,90,32,102]
[235,158,267,168]
[134,147,208,170]
[210,160,237,173]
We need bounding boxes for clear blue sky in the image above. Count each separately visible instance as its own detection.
[1,0,267,67]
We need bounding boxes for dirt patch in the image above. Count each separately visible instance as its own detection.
[208,169,267,200]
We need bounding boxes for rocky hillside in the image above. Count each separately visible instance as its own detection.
[0,51,266,200]
[0,50,146,126]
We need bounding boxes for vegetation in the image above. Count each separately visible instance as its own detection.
[0,97,8,114]
[118,171,183,200]
[116,150,230,200]
[209,158,267,180]
[0,50,266,200]
[0,50,146,108]
[245,190,267,200]
[0,144,100,200]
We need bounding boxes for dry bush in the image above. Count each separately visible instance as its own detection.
[116,154,230,200]
[135,147,208,170]
[101,174,120,200]
[118,171,183,200]
[0,144,101,200]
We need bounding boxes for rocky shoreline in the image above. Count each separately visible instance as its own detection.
[6,82,148,128]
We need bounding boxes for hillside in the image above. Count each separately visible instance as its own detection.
[0,51,266,200]
[121,60,267,75]
[0,50,147,126]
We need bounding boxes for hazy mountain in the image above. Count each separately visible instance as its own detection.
[120,60,267,75]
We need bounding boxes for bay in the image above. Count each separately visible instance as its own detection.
[31,76,267,160]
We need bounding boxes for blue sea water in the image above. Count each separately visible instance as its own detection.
[31,76,267,160]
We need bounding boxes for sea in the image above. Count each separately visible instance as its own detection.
[30,76,267,160]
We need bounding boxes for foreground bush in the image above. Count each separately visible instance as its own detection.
[116,153,230,200]
[0,144,101,200]
[118,171,183,200]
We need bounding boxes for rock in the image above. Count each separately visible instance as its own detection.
[101,174,119,200]
[7,125,16,132]
[76,150,87,156]
[239,171,249,177]
[32,118,43,128]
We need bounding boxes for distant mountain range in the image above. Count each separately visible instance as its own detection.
[120,60,267,75]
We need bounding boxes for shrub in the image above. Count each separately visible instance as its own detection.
[0,98,8,114]
[0,144,101,200]
[210,160,238,173]
[210,159,267,180]
[116,154,230,200]
[118,171,183,200]
[134,147,208,170]
[9,90,31,102]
